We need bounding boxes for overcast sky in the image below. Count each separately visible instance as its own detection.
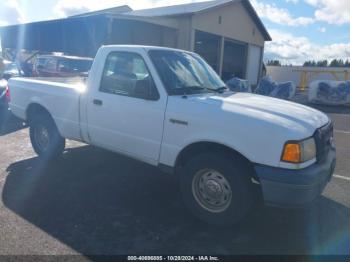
[1,0,350,65]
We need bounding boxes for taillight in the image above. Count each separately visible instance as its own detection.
[5,86,10,103]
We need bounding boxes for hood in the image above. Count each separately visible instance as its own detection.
[186,92,329,137]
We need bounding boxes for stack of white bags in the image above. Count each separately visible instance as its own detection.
[308,80,350,106]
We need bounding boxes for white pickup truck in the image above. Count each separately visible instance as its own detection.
[8,45,336,225]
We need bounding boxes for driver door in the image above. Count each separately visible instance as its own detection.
[86,51,166,164]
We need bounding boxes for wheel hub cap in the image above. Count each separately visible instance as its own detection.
[205,180,223,198]
[34,125,50,152]
[192,169,232,213]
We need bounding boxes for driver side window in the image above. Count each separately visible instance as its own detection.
[100,52,158,99]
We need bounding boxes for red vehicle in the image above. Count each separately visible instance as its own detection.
[32,55,93,77]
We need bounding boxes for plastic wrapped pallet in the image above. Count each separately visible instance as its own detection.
[308,80,350,105]
[271,81,296,100]
[255,76,296,100]
[225,77,252,93]
[255,76,277,96]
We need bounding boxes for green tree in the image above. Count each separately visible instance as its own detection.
[345,59,350,67]
[330,59,340,67]
[303,61,312,67]
[303,59,349,67]
[316,60,328,67]
[267,60,282,66]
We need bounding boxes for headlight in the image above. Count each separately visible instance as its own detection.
[281,138,316,163]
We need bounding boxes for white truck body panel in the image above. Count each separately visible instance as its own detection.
[9,77,85,140]
[160,92,329,169]
[9,45,330,170]
[81,47,169,165]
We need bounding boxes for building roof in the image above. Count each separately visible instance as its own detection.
[75,0,271,41]
[240,0,271,41]
[127,0,271,40]
[70,5,132,18]
[125,0,232,17]
[1,0,271,41]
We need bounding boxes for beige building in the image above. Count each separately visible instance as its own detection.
[100,0,271,84]
[1,0,271,84]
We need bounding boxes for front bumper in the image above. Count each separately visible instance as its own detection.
[254,148,336,208]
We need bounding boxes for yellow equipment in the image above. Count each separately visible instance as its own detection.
[293,69,350,91]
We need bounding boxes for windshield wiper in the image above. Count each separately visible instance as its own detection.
[207,86,228,94]
[185,86,206,90]
[180,86,207,95]
[179,86,227,95]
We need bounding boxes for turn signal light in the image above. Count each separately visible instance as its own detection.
[281,143,301,163]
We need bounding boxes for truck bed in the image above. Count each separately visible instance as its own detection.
[29,77,87,85]
[8,76,85,140]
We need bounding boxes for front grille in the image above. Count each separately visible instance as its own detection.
[314,122,334,162]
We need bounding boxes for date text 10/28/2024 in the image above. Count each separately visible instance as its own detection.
[127,256,220,261]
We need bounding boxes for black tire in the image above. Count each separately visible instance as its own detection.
[179,152,254,225]
[29,113,65,159]
[0,106,5,126]
[0,106,10,130]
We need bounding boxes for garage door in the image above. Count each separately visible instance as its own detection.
[246,45,262,86]
[221,39,247,81]
[194,30,221,74]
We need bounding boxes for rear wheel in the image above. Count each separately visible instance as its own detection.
[179,152,255,225]
[0,106,5,127]
[29,114,65,159]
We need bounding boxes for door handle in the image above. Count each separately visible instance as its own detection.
[93,99,103,106]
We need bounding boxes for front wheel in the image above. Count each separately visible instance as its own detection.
[29,114,65,159]
[179,152,255,225]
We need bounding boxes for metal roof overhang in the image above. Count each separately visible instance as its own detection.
[0,13,180,57]
[106,14,179,29]
[0,14,109,56]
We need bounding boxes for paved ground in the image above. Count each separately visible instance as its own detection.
[0,102,350,256]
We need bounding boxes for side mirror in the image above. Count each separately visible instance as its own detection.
[134,78,159,100]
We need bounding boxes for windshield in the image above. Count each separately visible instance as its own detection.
[149,50,225,95]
